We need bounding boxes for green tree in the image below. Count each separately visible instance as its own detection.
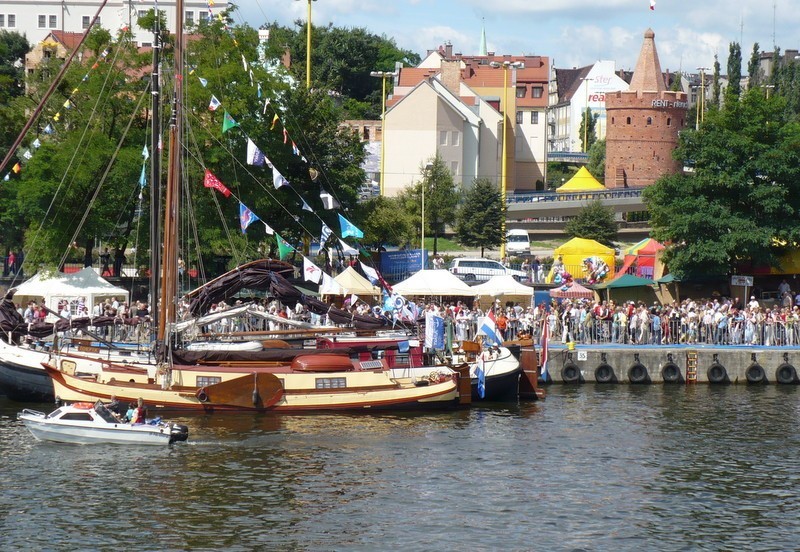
[644,87,800,278]
[586,139,606,183]
[0,30,29,99]
[356,195,415,249]
[564,199,617,247]
[670,71,683,92]
[712,54,721,107]
[726,42,742,101]
[578,107,598,152]
[455,178,504,256]
[747,42,761,88]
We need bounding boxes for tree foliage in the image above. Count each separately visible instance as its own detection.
[747,42,761,88]
[355,195,415,249]
[564,199,617,248]
[643,88,800,277]
[726,42,742,100]
[577,107,598,152]
[586,139,605,184]
[456,178,504,256]
[711,54,721,107]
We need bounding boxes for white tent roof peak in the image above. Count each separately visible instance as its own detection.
[393,269,475,296]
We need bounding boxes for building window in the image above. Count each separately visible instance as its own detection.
[141,42,152,48]
[516,111,523,124]
[532,86,543,98]
[611,117,615,124]
[7,14,14,27]
[185,10,194,26]
[82,15,91,29]
[0,15,5,27]
[49,15,57,28]
[38,15,46,28]
[199,11,209,23]
[626,117,631,124]
[530,111,539,124]
[439,130,448,146]
[667,117,671,126]
[516,86,526,98]
[451,131,460,146]
[316,377,346,389]
[138,10,147,18]
[362,127,370,140]
[646,117,652,125]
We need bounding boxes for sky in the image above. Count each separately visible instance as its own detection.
[229,0,800,75]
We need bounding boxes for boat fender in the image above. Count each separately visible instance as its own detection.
[661,362,682,384]
[628,363,649,384]
[707,363,728,384]
[594,363,615,384]
[414,379,430,387]
[745,362,766,384]
[196,388,209,402]
[775,363,797,385]
[561,362,581,384]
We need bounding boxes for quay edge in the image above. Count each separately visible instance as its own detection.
[546,346,800,384]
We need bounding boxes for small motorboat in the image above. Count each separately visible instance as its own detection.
[18,402,189,445]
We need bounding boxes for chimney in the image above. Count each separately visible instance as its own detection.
[444,41,453,58]
[440,60,461,95]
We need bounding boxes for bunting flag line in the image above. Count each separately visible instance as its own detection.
[199,77,208,87]
[320,188,339,210]
[22,150,32,160]
[275,232,294,260]
[303,256,323,283]
[209,95,221,111]
[32,139,41,149]
[43,124,54,134]
[246,138,265,166]
[262,97,270,114]
[12,163,21,174]
[257,83,262,99]
[282,127,288,144]
[291,141,300,156]
[319,224,332,250]
[203,169,232,197]
[301,199,313,212]
[270,113,279,130]
[359,261,380,285]
[142,144,149,160]
[239,202,260,233]
[338,214,364,239]
[222,111,239,133]
[267,160,290,189]
[338,237,359,256]
[262,222,275,235]
[139,165,147,188]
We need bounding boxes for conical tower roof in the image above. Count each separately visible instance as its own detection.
[628,28,666,93]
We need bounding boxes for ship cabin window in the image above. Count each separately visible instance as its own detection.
[316,377,346,389]
[61,412,93,421]
[197,376,222,387]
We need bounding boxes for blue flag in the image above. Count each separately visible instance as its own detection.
[476,356,486,398]
[239,202,260,233]
[338,214,364,239]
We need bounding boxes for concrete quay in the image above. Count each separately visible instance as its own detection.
[546,344,800,385]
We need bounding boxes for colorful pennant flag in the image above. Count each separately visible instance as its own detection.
[319,224,332,250]
[203,169,232,197]
[268,161,290,190]
[291,141,300,156]
[22,150,32,160]
[142,144,149,160]
[239,202,260,233]
[275,233,293,260]
[303,256,323,283]
[282,128,288,144]
[246,138,265,166]
[32,139,41,149]
[222,111,239,133]
[139,165,146,188]
[360,262,380,285]
[209,95,221,111]
[270,113,279,130]
[320,188,339,210]
[338,214,364,239]
[301,199,313,212]
[12,163,21,174]
[44,124,54,134]
[199,77,208,87]
[262,222,275,235]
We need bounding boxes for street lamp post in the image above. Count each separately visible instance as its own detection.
[580,76,594,152]
[696,67,709,126]
[421,162,433,270]
[295,0,317,89]
[369,69,398,197]
[490,60,524,260]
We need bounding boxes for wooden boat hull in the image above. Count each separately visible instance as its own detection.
[45,363,461,412]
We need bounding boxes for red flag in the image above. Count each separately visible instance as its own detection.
[282,127,288,144]
[203,169,231,197]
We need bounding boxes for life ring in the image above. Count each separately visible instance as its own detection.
[196,388,209,402]
[661,362,682,384]
[429,371,442,384]
[745,362,766,384]
[775,363,797,385]
[594,363,615,384]
[707,363,728,384]
[561,362,581,384]
[628,362,649,384]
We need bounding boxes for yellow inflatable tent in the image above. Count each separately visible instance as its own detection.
[556,166,606,193]
[546,237,616,284]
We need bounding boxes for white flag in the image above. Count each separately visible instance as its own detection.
[359,261,380,285]
[209,95,221,111]
[246,138,265,166]
[320,188,340,210]
[303,256,323,283]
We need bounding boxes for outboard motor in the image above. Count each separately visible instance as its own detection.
[169,423,190,443]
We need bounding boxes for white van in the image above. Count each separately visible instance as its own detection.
[505,229,530,255]
[449,258,527,283]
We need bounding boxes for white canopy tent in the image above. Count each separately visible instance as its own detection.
[333,267,381,297]
[392,269,475,297]
[11,267,129,317]
[471,275,534,303]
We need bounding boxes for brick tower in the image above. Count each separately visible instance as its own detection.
[604,29,688,188]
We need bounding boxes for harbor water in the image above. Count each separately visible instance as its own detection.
[2,385,800,551]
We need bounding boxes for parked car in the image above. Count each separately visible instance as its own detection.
[505,229,531,255]
[449,258,527,282]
